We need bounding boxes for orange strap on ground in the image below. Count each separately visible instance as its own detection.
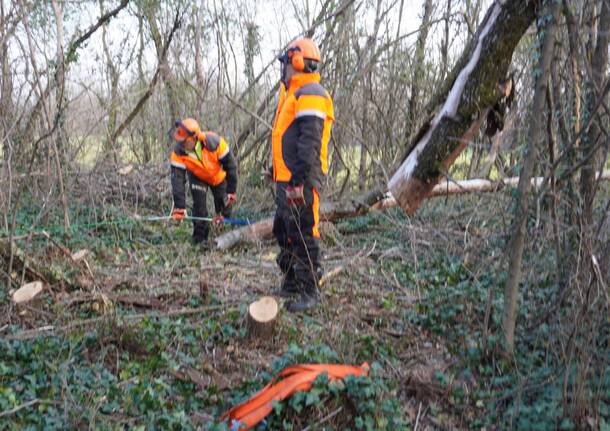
[220,363,369,431]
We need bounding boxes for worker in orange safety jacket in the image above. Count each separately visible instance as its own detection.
[269,37,334,312]
[169,118,237,247]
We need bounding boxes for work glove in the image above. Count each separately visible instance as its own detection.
[172,208,187,220]
[286,184,305,207]
[212,215,224,226]
[224,193,236,208]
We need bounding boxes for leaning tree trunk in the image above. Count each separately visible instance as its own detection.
[388,0,537,214]
[502,0,561,354]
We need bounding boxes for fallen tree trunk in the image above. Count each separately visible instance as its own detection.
[388,0,537,214]
[215,187,386,250]
[215,171,610,250]
[376,172,610,210]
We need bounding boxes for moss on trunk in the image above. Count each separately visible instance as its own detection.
[390,0,538,213]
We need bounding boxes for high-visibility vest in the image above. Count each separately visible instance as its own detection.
[272,73,334,186]
[170,132,230,186]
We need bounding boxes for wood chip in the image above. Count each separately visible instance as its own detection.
[12,281,44,304]
[71,249,90,262]
[118,164,134,175]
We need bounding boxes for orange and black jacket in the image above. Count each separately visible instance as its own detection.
[170,131,237,209]
[272,73,334,188]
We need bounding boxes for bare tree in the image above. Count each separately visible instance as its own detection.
[580,0,609,226]
[406,0,433,139]
[502,0,561,354]
[142,1,179,122]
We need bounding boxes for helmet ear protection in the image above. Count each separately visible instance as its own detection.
[278,38,320,81]
[279,47,305,71]
[288,47,305,71]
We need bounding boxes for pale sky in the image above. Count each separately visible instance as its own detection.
[5,0,491,102]
[69,0,431,93]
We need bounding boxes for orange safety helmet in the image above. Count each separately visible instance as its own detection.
[173,118,200,142]
[279,37,321,72]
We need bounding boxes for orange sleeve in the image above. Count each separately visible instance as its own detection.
[170,151,186,169]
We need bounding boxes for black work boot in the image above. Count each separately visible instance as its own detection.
[285,264,321,312]
[191,235,210,251]
[285,288,320,313]
[271,272,299,298]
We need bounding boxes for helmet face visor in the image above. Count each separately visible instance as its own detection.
[277,52,288,84]
[168,120,197,146]
[277,47,300,83]
[171,120,197,143]
[277,51,289,64]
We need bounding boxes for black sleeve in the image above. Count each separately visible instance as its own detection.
[220,151,238,194]
[171,166,187,209]
[291,116,324,185]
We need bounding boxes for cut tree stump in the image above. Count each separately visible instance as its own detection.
[247,296,278,339]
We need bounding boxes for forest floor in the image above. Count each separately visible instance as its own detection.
[1,167,608,430]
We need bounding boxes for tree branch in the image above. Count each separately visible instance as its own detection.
[110,9,182,146]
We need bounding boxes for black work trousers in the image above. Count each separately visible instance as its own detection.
[272,182,321,292]
[189,172,231,242]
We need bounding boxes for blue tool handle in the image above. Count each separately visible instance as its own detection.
[223,218,251,226]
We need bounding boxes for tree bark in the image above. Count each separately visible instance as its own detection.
[477,111,515,178]
[0,1,15,163]
[406,0,433,139]
[440,0,452,82]
[580,0,610,226]
[50,0,71,232]
[194,7,207,119]
[502,0,560,354]
[388,0,537,215]
[247,296,278,339]
[144,4,179,122]
[100,0,120,157]
[374,172,610,210]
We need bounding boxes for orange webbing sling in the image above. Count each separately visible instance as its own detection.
[221,363,369,431]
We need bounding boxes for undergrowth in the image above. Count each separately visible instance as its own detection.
[1,192,609,430]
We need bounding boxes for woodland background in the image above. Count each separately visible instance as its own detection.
[1,0,609,429]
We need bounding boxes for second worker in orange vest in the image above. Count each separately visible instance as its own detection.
[270,38,334,312]
[169,118,238,247]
